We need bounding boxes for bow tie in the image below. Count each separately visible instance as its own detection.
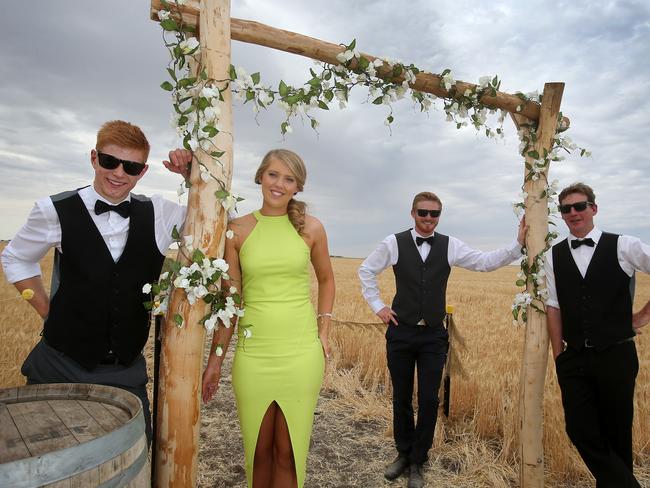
[571,237,595,249]
[416,236,434,247]
[94,200,131,219]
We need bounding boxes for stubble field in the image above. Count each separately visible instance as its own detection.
[1,245,648,487]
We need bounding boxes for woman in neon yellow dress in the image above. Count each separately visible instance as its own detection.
[202,149,335,488]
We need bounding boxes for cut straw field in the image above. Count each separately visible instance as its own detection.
[1,244,648,487]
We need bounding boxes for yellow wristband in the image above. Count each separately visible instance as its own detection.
[21,289,35,301]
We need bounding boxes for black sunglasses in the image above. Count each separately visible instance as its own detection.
[559,201,593,214]
[96,151,146,176]
[416,209,442,218]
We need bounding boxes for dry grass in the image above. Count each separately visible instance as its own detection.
[1,245,648,487]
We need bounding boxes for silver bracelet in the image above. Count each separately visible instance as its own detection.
[317,312,333,319]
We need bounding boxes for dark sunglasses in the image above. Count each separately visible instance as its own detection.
[96,151,146,176]
[559,201,593,214]
[416,209,442,218]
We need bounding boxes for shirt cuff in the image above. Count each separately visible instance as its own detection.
[546,299,560,309]
[369,299,386,314]
[2,263,42,284]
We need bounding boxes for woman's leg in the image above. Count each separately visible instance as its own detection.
[271,406,297,488]
[253,403,277,488]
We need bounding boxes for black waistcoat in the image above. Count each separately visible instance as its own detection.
[43,189,165,370]
[391,230,450,327]
[552,232,634,350]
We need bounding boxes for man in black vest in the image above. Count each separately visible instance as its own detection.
[545,182,649,487]
[1,120,193,443]
[358,191,526,488]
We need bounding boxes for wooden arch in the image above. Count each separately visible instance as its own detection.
[149,1,566,486]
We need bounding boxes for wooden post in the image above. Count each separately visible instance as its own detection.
[153,0,233,486]
[514,82,564,487]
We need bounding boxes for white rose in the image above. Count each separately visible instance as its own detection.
[142,283,152,294]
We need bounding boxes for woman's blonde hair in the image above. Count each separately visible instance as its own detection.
[255,149,307,235]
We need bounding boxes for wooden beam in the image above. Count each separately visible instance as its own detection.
[515,82,564,488]
[153,0,233,486]
[150,0,569,127]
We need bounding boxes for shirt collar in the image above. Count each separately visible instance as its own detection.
[569,227,602,244]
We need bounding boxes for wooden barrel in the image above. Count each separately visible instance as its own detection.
[0,383,149,487]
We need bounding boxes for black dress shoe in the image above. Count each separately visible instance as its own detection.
[407,463,424,488]
[384,454,409,480]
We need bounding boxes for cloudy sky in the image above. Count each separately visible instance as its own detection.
[1,0,648,257]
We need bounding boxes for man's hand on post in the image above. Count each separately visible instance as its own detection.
[377,306,398,326]
[517,216,529,247]
[163,149,193,179]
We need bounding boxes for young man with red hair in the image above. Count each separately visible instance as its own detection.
[1,120,192,442]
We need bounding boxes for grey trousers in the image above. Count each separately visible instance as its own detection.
[21,339,152,443]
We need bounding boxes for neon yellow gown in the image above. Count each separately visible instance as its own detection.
[232,211,325,488]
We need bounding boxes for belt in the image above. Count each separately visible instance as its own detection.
[583,336,634,349]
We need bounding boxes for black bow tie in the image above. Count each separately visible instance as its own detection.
[416,236,434,247]
[94,200,131,218]
[571,237,595,249]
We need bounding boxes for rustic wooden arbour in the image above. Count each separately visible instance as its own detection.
[149,1,566,486]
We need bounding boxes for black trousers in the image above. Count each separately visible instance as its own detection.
[555,340,640,488]
[21,339,152,444]
[386,323,448,465]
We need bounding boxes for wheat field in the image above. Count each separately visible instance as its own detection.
[1,245,648,486]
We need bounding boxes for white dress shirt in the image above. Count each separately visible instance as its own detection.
[545,228,650,309]
[1,185,186,283]
[358,228,521,313]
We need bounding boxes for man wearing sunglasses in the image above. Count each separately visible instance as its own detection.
[545,182,650,487]
[358,191,526,488]
[1,120,193,443]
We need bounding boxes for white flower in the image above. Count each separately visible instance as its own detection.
[161,272,169,280]
[202,106,220,123]
[158,10,170,21]
[201,86,219,99]
[212,258,229,272]
[200,169,211,183]
[226,229,234,239]
[186,289,197,305]
[142,283,152,294]
[153,297,169,315]
[176,0,187,5]
[188,139,198,151]
[258,90,272,106]
[442,71,455,91]
[214,345,224,356]
[229,286,238,294]
[404,70,417,84]
[194,285,209,299]
[334,90,347,102]
[183,235,194,250]
[173,277,190,289]
[478,75,491,89]
[204,316,218,332]
[335,49,355,63]
[216,308,233,324]
[179,37,200,55]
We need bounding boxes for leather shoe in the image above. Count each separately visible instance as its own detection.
[384,454,409,480]
[407,463,424,488]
